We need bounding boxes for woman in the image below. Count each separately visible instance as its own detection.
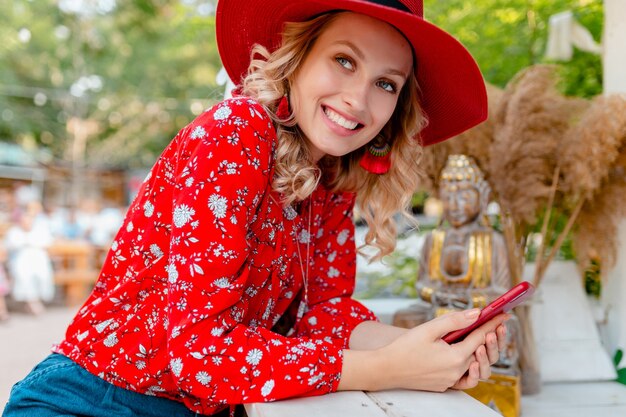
[0,244,10,322]
[3,204,54,316]
[3,1,506,416]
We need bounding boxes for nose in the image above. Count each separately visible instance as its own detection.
[448,195,460,211]
[342,78,369,113]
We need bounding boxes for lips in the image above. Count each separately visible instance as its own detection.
[323,106,363,131]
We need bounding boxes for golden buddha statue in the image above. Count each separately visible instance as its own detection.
[394,155,521,417]
[416,154,511,317]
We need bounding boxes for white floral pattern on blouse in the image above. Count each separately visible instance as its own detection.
[54,97,376,415]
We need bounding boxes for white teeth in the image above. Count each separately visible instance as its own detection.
[324,107,358,130]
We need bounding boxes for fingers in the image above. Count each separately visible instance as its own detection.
[485,332,500,365]
[452,361,480,390]
[425,309,481,340]
[450,321,508,392]
[497,324,507,351]
[457,313,509,355]
[476,348,491,379]
[452,345,492,391]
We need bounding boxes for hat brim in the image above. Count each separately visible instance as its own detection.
[216,0,487,146]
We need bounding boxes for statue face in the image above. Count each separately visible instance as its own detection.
[440,185,481,228]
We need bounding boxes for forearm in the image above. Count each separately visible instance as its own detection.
[337,348,390,391]
[348,320,408,350]
[337,321,409,391]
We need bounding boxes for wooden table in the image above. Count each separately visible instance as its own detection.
[245,389,501,417]
[48,240,101,306]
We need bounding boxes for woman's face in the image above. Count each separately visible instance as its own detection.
[290,12,413,162]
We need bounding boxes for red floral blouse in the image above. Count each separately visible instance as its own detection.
[54,97,377,415]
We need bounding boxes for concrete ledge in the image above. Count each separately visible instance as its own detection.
[245,389,501,417]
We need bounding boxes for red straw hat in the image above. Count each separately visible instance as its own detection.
[216,0,487,146]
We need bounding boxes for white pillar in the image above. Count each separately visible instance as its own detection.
[603,0,626,94]
[602,0,626,365]
[603,222,626,362]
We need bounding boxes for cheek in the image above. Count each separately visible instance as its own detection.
[292,72,331,115]
[291,88,303,116]
[372,96,399,128]
[461,202,473,214]
[467,194,479,209]
[289,81,310,121]
[300,61,340,94]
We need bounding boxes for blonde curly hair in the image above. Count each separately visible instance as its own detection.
[242,12,427,260]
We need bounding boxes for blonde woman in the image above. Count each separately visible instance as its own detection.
[3,1,507,416]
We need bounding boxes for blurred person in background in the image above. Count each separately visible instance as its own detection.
[3,202,54,315]
[0,243,10,322]
[88,201,124,247]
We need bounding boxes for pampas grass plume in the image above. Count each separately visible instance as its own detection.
[560,95,626,198]
[420,83,503,194]
[489,65,578,225]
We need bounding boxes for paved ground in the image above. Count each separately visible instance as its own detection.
[0,306,77,408]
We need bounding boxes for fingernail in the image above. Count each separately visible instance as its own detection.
[465,309,480,319]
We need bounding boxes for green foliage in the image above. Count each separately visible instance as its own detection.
[555,3,604,97]
[425,0,603,98]
[410,191,429,215]
[521,206,577,263]
[0,0,606,170]
[584,258,602,298]
[0,0,222,167]
[411,191,428,209]
[356,248,419,299]
[614,349,626,386]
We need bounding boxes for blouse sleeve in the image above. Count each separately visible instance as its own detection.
[291,192,378,348]
[166,98,346,407]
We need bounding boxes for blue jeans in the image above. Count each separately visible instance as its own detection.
[2,354,226,417]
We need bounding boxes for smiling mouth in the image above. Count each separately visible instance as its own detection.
[323,106,363,130]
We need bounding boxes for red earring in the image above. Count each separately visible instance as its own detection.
[276,95,290,119]
[360,137,391,174]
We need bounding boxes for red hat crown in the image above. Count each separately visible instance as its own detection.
[396,0,423,16]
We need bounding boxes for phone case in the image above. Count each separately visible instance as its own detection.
[442,281,535,344]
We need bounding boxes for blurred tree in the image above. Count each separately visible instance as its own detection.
[0,0,603,176]
[0,0,221,170]
[425,0,603,98]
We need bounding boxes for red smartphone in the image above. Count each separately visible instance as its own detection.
[442,281,535,344]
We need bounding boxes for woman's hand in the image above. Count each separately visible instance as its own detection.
[338,309,508,393]
[387,309,508,392]
[451,322,507,390]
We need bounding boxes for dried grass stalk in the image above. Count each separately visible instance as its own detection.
[419,141,455,194]
[535,197,584,287]
[559,95,626,198]
[420,83,503,194]
[573,151,626,276]
[489,65,578,225]
[532,166,560,284]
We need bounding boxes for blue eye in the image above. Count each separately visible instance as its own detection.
[336,56,353,70]
[377,80,397,93]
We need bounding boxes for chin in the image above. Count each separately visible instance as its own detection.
[450,220,467,228]
[324,150,349,158]
[316,145,352,158]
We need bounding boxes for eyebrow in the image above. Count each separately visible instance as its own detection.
[334,40,408,79]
